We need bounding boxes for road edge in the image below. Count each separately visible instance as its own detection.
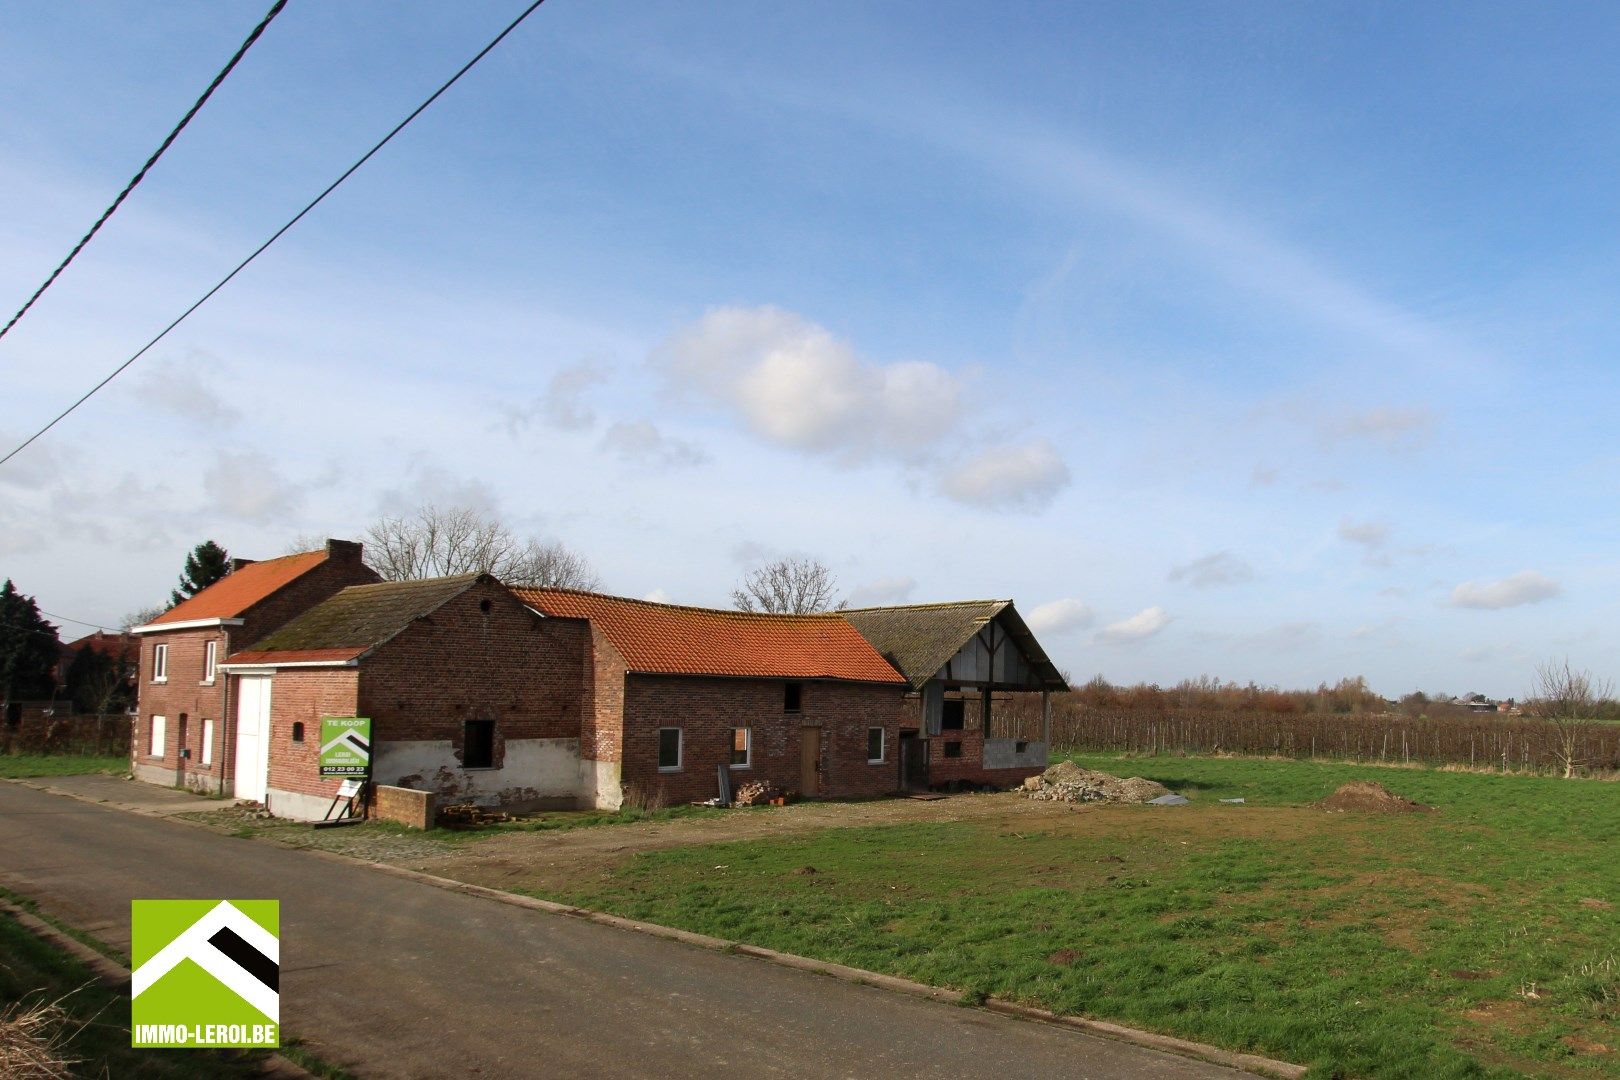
[4,776,1308,1080]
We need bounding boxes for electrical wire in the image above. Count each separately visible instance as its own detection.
[0,0,549,469]
[0,0,289,344]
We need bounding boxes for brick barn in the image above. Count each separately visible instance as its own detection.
[132,554,1068,819]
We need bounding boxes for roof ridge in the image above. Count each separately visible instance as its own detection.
[515,587,849,621]
[840,599,1009,613]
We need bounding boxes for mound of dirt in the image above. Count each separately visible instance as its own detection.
[1315,780,1433,814]
[1024,761,1173,805]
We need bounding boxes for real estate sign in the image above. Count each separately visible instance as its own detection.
[131,899,279,1048]
[318,716,371,777]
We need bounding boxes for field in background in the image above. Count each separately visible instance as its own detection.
[523,755,1619,1079]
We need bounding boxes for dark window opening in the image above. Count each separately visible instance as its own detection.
[941,699,966,730]
[479,598,492,613]
[291,721,305,743]
[866,727,885,763]
[464,719,495,769]
[783,682,802,713]
[730,727,751,767]
[658,727,682,771]
[943,741,964,759]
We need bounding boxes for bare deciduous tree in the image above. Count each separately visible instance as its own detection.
[731,556,842,614]
[1530,658,1613,779]
[121,605,166,630]
[363,505,600,590]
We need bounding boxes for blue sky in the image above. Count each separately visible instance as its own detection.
[3,1,1617,697]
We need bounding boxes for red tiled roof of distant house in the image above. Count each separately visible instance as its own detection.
[515,588,906,684]
[148,550,327,625]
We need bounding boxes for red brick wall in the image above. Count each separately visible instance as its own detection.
[352,579,587,793]
[132,627,230,788]
[261,668,360,802]
[580,621,626,764]
[620,675,906,805]
[898,691,1043,789]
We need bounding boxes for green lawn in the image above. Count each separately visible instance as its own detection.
[532,755,1620,1079]
[0,753,127,778]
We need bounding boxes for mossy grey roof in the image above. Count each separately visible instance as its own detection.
[235,574,484,659]
[840,600,1069,691]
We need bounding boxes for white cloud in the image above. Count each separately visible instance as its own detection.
[376,465,500,517]
[130,356,242,426]
[601,420,707,467]
[1324,407,1436,451]
[1337,517,1389,549]
[939,439,1070,510]
[643,588,673,604]
[1450,571,1561,610]
[203,452,303,524]
[1168,551,1255,588]
[1027,598,1094,634]
[660,305,962,462]
[1096,606,1171,644]
[846,576,916,606]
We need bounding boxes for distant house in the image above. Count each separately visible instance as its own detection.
[129,540,379,793]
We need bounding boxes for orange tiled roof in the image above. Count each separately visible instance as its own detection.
[150,550,327,625]
[516,589,906,684]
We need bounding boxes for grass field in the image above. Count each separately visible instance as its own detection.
[0,753,127,779]
[532,755,1619,1079]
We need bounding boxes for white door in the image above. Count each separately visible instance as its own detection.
[234,676,271,803]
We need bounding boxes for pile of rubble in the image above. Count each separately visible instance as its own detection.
[437,802,516,829]
[1315,780,1432,814]
[1022,761,1174,804]
[733,781,789,807]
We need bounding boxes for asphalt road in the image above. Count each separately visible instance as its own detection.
[0,780,1257,1080]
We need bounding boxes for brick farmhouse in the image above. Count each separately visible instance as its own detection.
[133,541,1067,819]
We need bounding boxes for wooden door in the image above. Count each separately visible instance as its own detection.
[900,733,928,791]
[799,727,821,796]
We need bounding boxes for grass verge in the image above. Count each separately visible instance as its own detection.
[0,753,127,779]
[526,754,1619,1079]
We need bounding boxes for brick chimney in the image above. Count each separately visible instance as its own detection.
[230,558,258,572]
[325,538,363,563]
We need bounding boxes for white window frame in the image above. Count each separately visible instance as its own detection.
[149,715,167,758]
[151,644,168,684]
[201,719,214,766]
[730,727,751,770]
[201,640,217,684]
[866,727,886,764]
[658,727,683,772]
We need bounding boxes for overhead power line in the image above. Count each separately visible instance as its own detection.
[0,0,289,345]
[0,0,549,469]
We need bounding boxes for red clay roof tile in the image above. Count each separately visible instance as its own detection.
[149,550,328,625]
[515,589,906,684]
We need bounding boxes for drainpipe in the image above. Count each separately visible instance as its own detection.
[221,628,233,799]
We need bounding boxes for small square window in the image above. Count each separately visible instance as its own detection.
[463,719,495,769]
[291,721,305,743]
[941,699,965,730]
[202,640,217,683]
[730,727,751,768]
[783,682,802,713]
[943,741,963,759]
[866,727,885,764]
[152,644,168,683]
[659,727,682,771]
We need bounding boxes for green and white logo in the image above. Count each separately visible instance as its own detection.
[319,716,371,776]
[131,900,279,1048]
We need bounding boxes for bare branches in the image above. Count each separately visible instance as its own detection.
[362,505,599,590]
[1530,659,1614,778]
[731,556,841,614]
